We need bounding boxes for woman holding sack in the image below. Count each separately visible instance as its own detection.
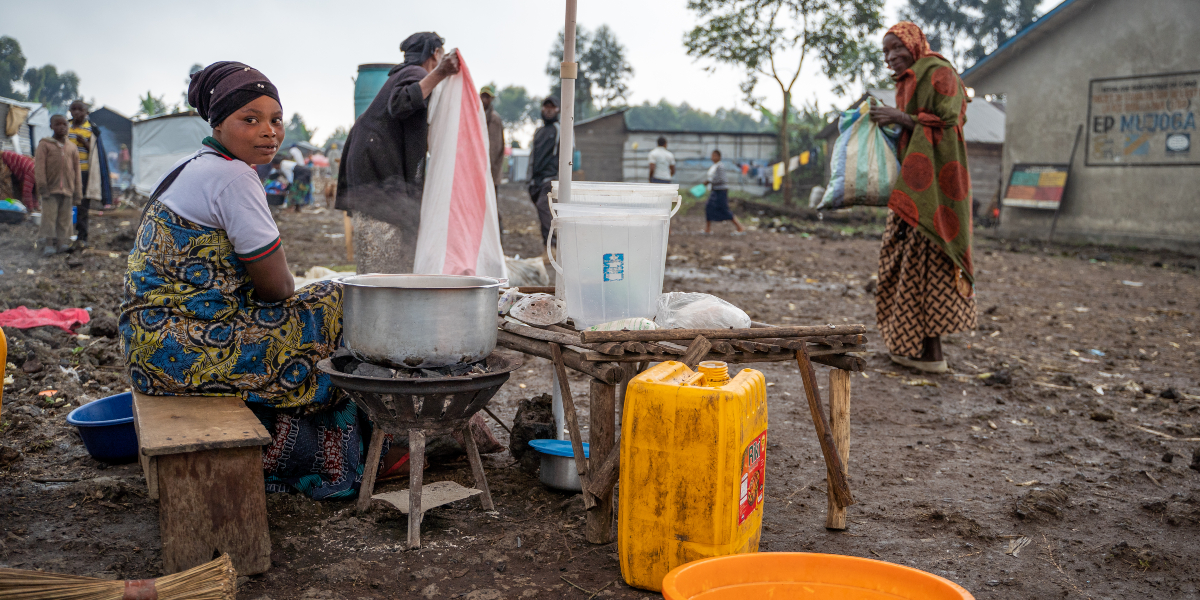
[869,22,976,373]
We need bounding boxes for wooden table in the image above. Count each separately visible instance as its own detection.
[496,320,867,543]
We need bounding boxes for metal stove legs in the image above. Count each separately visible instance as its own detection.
[355,421,494,550]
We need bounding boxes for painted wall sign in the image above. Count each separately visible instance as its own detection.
[1086,71,1199,167]
[1003,163,1069,209]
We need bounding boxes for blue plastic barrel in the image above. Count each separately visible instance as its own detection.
[355,64,396,120]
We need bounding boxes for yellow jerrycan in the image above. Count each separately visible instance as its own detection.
[618,360,768,591]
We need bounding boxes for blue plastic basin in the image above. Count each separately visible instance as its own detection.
[66,392,139,463]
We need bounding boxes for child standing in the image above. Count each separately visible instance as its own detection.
[703,149,745,234]
[35,115,82,256]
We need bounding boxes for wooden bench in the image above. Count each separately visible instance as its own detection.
[132,392,273,575]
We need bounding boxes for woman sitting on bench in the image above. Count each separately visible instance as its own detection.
[119,62,403,499]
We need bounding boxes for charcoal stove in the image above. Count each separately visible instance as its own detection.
[316,353,519,548]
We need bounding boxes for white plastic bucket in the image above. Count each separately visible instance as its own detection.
[550,181,681,217]
[547,214,670,329]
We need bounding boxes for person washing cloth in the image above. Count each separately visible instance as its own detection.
[647,136,675,183]
[34,115,82,256]
[703,149,744,234]
[336,32,460,275]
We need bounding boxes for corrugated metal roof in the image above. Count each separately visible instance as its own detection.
[867,88,1005,144]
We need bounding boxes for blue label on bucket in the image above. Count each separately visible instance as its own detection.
[603,253,624,282]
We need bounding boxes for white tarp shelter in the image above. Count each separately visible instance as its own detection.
[0,96,51,156]
[132,111,210,195]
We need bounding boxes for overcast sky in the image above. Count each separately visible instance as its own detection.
[3,0,1053,145]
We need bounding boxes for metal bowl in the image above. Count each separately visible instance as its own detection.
[530,439,590,492]
[340,274,504,369]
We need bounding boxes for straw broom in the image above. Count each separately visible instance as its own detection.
[0,552,236,599]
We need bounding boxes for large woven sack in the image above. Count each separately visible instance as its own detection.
[818,98,900,209]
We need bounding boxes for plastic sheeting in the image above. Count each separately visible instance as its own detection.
[414,50,507,279]
[131,113,210,196]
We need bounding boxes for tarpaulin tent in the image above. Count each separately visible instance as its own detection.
[0,96,51,157]
[131,111,209,196]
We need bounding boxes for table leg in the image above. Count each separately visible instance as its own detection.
[825,369,851,530]
[356,424,386,513]
[408,429,427,549]
[463,420,494,510]
[586,379,616,544]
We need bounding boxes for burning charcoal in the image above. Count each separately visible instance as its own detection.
[353,362,395,378]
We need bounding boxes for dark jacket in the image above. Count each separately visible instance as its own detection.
[528,118,560,187]
[335,64,429,231]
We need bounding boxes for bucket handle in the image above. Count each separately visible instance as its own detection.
[546,219,563,275]
[549,195,682,218]
[669,194,682,217]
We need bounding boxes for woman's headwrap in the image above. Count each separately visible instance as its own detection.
[187,61,280,127]
[400,32,445,66]
[885,22,949,65]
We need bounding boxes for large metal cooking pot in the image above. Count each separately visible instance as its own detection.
[340,274,504,369]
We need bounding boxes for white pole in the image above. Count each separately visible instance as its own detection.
[558,0,577,205]
[552,0,579,439]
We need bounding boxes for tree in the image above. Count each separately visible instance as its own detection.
[493,84,539,128]
[547,24,634,120]
[626,99,773,133]
[685,0,884,204]
[136,91,170,118]
[285,113,314,144]
[323,126,349,151]
[965,0,1038,63]
[902,0,1039,67]
[23,65,80,113]
[0,36,26,99]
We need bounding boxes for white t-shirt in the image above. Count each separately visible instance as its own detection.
[647,146,675,181]
[155,150,282,262]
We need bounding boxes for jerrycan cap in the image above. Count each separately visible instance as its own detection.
[697,361,731,387]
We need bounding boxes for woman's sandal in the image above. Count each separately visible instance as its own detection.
[889,353,948,373]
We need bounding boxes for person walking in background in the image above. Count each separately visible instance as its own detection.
[868,22,976,374]
[336,31,460,274]
[34,115,82,256]
[703,149,744,234]
[326,142,342,176]
[527,96,562,244]
[647,136,675,183]
[480,85,505,194]
[288,143,305,166]
[1,150,37,211]
[67,100,112,246]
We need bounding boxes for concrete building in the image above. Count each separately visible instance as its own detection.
[574,109,777,193]
[962,0,1200,251]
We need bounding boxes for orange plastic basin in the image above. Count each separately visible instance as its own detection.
[661,552,974,600]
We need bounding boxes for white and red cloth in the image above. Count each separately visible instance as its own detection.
[414,50,508,279]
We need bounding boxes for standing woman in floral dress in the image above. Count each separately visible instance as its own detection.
[869,22,977,373]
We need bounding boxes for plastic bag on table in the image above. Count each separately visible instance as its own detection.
[817,97,900,210]
[654,292,750,330]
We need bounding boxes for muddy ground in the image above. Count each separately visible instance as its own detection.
[1,184,1199,599]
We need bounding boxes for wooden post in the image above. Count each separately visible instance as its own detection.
[356,426,386,512]
[407,429,427,549]
[586,379,616,544]
[463,420,494,511]
[795,347,853,508]
[825,369,851,530]
[550,343,595,509]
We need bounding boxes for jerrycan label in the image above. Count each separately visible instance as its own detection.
[739,431,767,524]
[602,253,624,282]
